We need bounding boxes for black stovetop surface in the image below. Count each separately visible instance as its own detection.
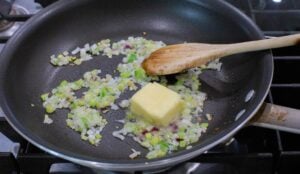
[1,0,300,173]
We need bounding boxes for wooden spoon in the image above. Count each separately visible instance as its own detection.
[142,34,300,75]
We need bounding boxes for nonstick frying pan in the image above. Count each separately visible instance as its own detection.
[0,0,274,171]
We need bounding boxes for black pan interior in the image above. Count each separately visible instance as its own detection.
[0,0,272,167]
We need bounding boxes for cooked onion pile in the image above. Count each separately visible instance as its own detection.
[41,37,221,159]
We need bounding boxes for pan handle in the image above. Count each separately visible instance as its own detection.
[249,103,300,134]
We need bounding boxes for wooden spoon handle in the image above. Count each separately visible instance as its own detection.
[223,34,300,56]
[142,33,300,75]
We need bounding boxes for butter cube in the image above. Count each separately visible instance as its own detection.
[130,82,183,126]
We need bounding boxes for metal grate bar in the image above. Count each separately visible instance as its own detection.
[0,36,10,43]
[273,56,300,60]
[252,9,300,13]
[0,14,32,21]
[271,84,300,88]
[263,31,300,36]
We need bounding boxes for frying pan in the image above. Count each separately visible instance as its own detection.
[0,0,277,171]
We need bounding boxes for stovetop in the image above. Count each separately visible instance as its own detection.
[1,0,300,173]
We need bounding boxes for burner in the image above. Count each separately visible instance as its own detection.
[0,19,12,32]
[0,4,29,37]
[0,10,15,32]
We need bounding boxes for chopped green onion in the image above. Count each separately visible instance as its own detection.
[45,104,55,113]
[150,136,160,146]
[127,53,137,63]
[120,71,131,78]
[145,132,152,139]
[179,141,186,148]
[200,122,209,128]
[40,93,49,101]
[59,80,68,86]
[134,68,146,80]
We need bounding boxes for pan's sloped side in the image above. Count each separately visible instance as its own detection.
[0,0,273,171]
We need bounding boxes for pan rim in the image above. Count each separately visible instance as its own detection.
[0,0,273,171]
